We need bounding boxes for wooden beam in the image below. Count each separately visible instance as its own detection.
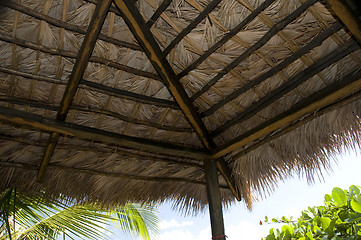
[84,0,123,17]
[163,0,222,56]
[324,0,361,45]
[201,22,343,117]
[0,96,191,132]
[204,160,226,240]
[1,0,142,51]
[0,67,175,108]
[0,67,174,108]
[211,40,358,137]
[146,0,172,28]
[211,68,361,159]
[0,106,208,160]
[81,79,177,108]
[0,133,203,168]
[0,34,160,80]
[113,0,242,201]
[177,0,276,79]
[37,0,113,182]
[190,0,318,101]
[113,0,214,149]
[231,87,361,160]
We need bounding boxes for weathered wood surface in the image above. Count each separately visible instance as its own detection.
[324,0,361,44]
[204,160,226,240]
[0,106,208,159]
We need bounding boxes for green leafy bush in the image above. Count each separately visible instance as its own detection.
[262,185,361,240]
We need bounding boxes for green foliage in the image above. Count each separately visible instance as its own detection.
[262,185,361,240]
[0,188,158,240]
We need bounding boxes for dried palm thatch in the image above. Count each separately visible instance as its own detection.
[0,0,360,216]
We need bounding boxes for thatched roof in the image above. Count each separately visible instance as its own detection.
[0,0,360,212]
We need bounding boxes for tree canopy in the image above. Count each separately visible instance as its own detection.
[262,185,361,240]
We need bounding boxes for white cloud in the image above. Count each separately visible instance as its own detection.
[284,207,303,218]
[157,220,272,240]
[159,219,194,230]
[160,229,195,240]
[159,225,210,240]
[226,220,271,240]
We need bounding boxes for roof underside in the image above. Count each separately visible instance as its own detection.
[0,0,360,211]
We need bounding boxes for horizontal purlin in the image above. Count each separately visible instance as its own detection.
[0,106,208,160]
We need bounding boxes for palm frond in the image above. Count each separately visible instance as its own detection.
[0,189,158,240]
[109,203,159,239]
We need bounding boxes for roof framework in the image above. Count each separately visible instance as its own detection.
[0,0,361,238]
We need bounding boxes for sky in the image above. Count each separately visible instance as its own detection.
[151,149,361,240]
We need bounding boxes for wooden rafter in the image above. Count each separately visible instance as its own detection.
[81,79,177,108]
[324,0,361,45]
[147,0,173,28]
[113,0,242,201]
[0,34,160,80]
[0,67,177,109]
[211,40,358,137]
[80,79,176,108]
[113,0,213,149]
[177,0,276,79]
[163,0,222,56]
[0,96,191,132]
[36,0,113,182]
[190,0,318,101]
[201,22,343,117]
[1,1,142,51]
[0,106,208,160]
[211,68,361,159]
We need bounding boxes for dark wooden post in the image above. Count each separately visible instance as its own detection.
[204,159,226,240]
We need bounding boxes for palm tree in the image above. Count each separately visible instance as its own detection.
[0,188,158,240]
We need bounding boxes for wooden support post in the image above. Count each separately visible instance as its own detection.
[204,159,226,240]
